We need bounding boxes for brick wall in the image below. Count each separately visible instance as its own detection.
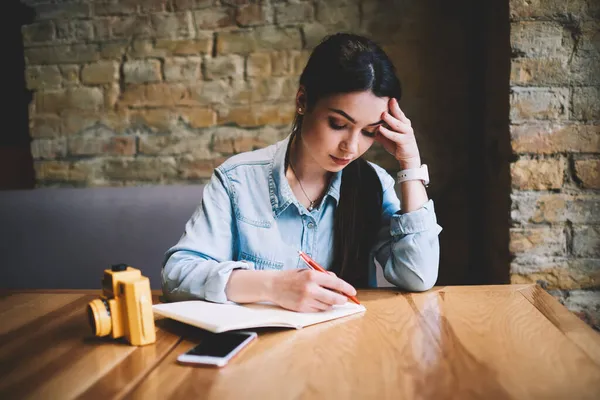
[20,0,477,287]
[509,0,600,328]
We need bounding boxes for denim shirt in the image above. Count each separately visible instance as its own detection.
[162,135,443,303]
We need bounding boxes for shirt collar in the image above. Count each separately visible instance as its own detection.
[269,134,342,218]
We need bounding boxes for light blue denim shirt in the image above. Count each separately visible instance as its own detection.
[162,135,443,303]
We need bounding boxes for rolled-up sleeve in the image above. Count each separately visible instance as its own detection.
[162,169,253,303]
[372,175,443,292]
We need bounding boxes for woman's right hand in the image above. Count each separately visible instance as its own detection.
[268,269,357,312]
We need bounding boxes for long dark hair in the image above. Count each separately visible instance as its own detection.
[289,33,403,287]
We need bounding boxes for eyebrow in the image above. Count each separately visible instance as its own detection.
[328,108,383,127]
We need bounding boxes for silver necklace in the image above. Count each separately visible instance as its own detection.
[289,160,317,211]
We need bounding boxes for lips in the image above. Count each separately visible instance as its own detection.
[330,155,352,166]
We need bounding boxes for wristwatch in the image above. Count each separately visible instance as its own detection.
[396,164,429,186]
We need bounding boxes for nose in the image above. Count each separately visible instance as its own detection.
[340,131,360,155]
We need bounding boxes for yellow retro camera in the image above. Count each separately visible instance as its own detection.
[87,264,156,346]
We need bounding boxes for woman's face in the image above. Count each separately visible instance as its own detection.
[298,90,389,172]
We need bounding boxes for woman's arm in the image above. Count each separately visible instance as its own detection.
[162,169,254,303]
[371,173,442,291]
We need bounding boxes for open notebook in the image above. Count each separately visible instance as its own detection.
[152,300,366,333]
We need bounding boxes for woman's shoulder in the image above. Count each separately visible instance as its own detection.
[216,140,280,174]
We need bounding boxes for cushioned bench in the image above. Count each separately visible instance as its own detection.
[0,185,204,290]
[0,185,392,290]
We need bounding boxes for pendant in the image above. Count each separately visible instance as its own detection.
[308,201,315,211]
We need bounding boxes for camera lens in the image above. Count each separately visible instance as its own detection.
[111,264,128,272]
[87,299,112,337]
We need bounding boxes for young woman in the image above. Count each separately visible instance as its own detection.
[162,33,443,312]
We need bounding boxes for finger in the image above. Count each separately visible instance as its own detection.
[312,273,357,297]
[382,111,411,134]
[327,271,336,276]
[312,286,347,306]
[306,298,332,312]
[391,98,411,125]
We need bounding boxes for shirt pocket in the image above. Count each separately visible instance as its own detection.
[239,251,284,271]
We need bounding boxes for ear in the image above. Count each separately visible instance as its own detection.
[295,85,307,113]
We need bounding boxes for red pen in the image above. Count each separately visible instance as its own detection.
[298,250,361,305]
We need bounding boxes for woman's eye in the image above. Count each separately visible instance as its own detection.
[328,118,346,130]
[362,130,376,138]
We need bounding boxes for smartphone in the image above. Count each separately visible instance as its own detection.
[177,331,257,367]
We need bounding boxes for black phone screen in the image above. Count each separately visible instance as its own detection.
[186,333,252,358]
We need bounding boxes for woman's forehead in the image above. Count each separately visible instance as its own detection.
[317,91,389,123]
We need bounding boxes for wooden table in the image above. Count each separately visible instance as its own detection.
[1,284,599,399]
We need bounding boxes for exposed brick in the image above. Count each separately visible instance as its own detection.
[30,115,62,138]
[270,51,293,76]
[573,226,600,257]
[130,109,177,132]
[25,44,100,65]
[189,80,232,104]
[302,23,329,49]
[25,66,62,90]
[509,87,568,121]
[22,21,55,44]
[275,2,314,25]
[93,1,138,15]
[249,77,298,103]
[510,258,600,290]
[138,134,212,157]
[34,161,70,181]
[193,8,236,29]
[119,83,193,107]
[151,12,195,39]
[131,36,213,58]
[164,57,201,82]
[178,157,215,180]
[140,0,170,13]
[316,1,359,31]
[123,59,162,84]
[511,193,600,224]
[35,88,104,114]
[509,227,566,256]
[107,15,153,39]
[511,123,600,154]
[30,138,67,160]
[510,158,565,190]
[291,50,310,75]
[236,4,269,27]
[575,159,600,189]
[173,0,215,11]
[510,0,600,20]
[59,65,80,86]
[33,3,91,20]
[510,22,572,58]
[55,20,94,43]
[103,157,178,181]
[572,87,600,121]
[100,41,128,59]
[177,107,216,128]
[61,111,130,136]
[217,103,295,127]
[247,52,272,77]
[213,133,272,154]
[104,84,121,110]
[68,136,136,156]
[510,58,569,86]
[81,61,119,85]
[204,55,244,80]
[570,22,600,85]
[217,27,302,55]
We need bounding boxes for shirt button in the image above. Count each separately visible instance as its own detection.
[307,222,315,229]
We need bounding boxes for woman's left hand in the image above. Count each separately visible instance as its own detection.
[375,98,421,169]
